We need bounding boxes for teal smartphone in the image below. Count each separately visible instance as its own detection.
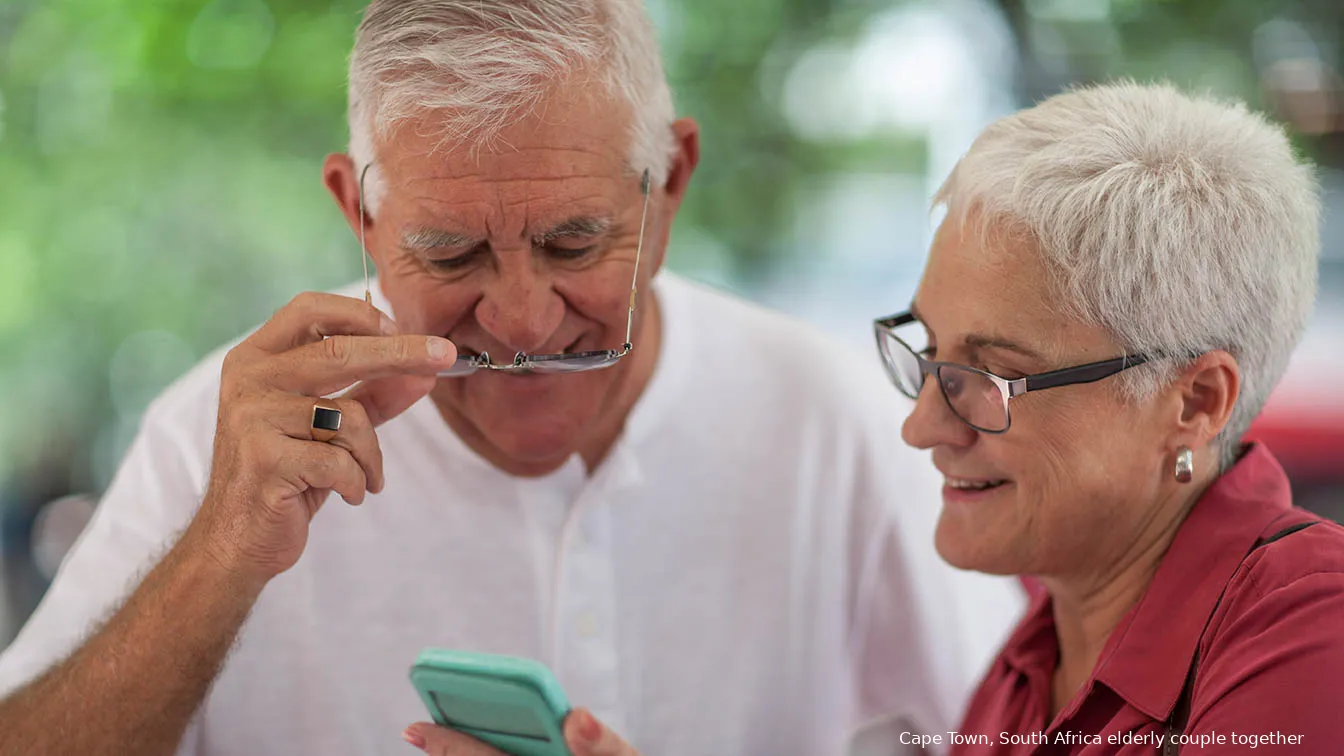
[409,648,573,756]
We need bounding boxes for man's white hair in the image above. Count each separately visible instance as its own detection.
[935,81,1321,466]
[348,0,676,210]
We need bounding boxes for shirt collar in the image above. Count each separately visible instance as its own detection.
[1000,581,1058,676]
[1092,443,1293,721]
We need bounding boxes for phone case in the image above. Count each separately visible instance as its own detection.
[409,648,573,756]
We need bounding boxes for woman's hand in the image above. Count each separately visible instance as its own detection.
[402,708,639,756]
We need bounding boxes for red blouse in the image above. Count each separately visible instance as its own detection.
[951,444,1344,755]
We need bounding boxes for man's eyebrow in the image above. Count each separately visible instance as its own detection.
[534,216,612,244]
[399,227,476,251]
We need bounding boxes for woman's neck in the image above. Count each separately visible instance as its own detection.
[1038,479,1210,719]
[1041,551,1161,719]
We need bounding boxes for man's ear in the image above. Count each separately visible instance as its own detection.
[646,118,699,274]
[1170,349,1240,448]
[323,153,365,236]
[662,118,699,212]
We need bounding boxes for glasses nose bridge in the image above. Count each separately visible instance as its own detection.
[913,352,940,386]
[902,360,978,448]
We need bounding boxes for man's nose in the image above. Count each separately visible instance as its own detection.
[474,259,565,355]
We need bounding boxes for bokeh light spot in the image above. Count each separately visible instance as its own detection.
[187,0,276,70]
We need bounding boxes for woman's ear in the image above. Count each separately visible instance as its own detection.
[1173,349,1241,446]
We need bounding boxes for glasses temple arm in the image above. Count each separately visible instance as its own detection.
[358,163,374,306]
[624,169,652,348]
[1025,354,1152,392]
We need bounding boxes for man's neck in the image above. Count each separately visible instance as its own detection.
[432,289,663,478]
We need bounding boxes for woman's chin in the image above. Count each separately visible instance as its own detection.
[933,512,1022,576]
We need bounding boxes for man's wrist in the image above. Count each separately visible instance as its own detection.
[176,523,271,600]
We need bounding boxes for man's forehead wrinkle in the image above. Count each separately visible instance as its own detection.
[387,139,620,168]
[397,171,618,189]
[399,183,610,206]
[383,142,620,184]
[395,188,616,245]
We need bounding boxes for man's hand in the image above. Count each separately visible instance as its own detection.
[403,709,640,756]
[191,291,457,584]
[0,292,458,756]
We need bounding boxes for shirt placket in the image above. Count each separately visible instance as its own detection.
[550,449,640,739]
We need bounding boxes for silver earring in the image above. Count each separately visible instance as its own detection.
[1174,446,1194,484]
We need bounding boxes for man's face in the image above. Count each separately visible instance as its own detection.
[327,86,695,474]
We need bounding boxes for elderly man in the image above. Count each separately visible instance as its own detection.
[0,1,1020,754]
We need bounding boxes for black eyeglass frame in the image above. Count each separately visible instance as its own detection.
[873,311,1155,433]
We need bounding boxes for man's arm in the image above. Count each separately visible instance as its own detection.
[0,527,262,756]
[0,293,454,755]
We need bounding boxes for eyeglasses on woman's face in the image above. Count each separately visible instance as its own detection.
[873,311,1154,433]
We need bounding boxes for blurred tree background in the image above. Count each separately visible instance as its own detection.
[2,0,1343,638]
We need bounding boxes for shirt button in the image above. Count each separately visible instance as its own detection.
[576,611,600,638]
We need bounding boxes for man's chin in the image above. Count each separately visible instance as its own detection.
[486,428,587,474]
[455,404,591,462]
[434,376,611,473]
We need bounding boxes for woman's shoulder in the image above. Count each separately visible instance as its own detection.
[1238,513,1344,593]
[1185,514,1344,733]
[1207,513,1344,652]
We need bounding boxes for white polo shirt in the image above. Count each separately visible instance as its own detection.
[0,273,1022,755]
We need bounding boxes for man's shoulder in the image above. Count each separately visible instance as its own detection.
[659,272,830,344]
[135,341,231,452]
[658,272,903,410]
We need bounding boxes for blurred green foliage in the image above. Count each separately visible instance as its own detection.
[0,0,1338,496]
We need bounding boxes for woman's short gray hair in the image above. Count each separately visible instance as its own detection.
[935,81,1321,464]
[348,0,676,210]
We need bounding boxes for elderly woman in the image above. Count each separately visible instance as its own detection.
[414,82,1344,756]
[873,81,1344,753]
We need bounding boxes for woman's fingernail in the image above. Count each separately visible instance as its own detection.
[427,337,452,361]
[402,727,427,749]
[380,314,398,335]
[578,710,601,742]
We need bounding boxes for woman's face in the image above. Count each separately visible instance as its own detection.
[901,217,1180,579]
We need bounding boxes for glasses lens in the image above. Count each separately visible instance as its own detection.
[875,326,926,400]
[522,350,623,373]
[936,364,1008,432]
[436,350,626,377]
